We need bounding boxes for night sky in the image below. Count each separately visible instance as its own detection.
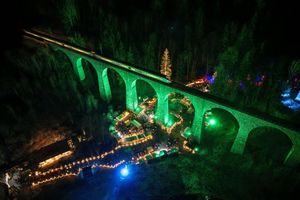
[1,0,300,57]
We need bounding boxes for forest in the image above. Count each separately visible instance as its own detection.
[19,0,300,120]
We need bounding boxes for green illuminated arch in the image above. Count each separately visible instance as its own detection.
[52,49,76,77]
[53,49,72,66]
[245,126,293,164]
[201,108,240,152]
[79,59,100,98]
[130,79,158,111]
[167,92,195,128]
[102,67,126,104]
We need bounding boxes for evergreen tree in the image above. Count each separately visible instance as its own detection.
[160,48,172,80]
[102,15,121,56]
[289,60,300,79]
[143,33,157,72]
[60,0,78,33]
[69,32,86,47]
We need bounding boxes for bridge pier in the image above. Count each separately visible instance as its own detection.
[97,68,112,102]
[191,100,205,143]
[284,145,300,166]
[65,53,86,81]
[230,125,252,154]
[75,58,86,81]
[126,79,139,111]
[156,91,169,125]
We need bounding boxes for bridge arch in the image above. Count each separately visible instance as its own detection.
[133,79,157,103]
[51,49,77,77]
[200,108,240,153]
[128,79,159,112]
[51,48,89,82]
[102,67,126,108]
[245,126,293,164]
[79,58,99,90]
[166,92,195,130]
[72,56,102,111]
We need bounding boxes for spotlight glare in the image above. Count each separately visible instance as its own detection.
[209,119,216,125]
[120,165,129,177]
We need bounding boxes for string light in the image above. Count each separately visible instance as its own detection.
[160,113,183,134]
[183,140,194,153]
[33,139,151,180]
[31,171,79,187]
[31,160,126,187]
[30,96,187,189]
[34,149,116,177]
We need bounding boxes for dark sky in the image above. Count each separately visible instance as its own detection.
[1,0,299,58]
[259,1,300,57]
[0,1,32,54]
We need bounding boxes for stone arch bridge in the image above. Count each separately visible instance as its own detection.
[23,30,300,166]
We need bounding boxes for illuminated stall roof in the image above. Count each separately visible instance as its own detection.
[131,120,142,128]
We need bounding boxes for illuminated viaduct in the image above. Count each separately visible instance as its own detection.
[24,30,300,166]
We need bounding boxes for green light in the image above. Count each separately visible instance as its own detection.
[167,120,173,127]
[183,128,192,138]
[171,147,178,153]
[154,152,160,158]
[194,147,199,152]
[135,106,141,112]
[159,150,165,156]
[209,118,216,125]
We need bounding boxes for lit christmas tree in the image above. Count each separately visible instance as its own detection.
[160,48,172,80]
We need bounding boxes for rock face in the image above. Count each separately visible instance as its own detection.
[0,42,105,166]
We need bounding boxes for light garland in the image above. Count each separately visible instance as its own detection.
[32,171,79,187]
[91,160,125,169]
[117,131,146,144]
[160,113,183,134]
[186,78,206,87]
[33,149,116,177]
[32,135,151,179]
[31,160,126,187]
[30,99,163,189]
[134,152,153,162]
[182,140,195,153]
[116,135,153,148]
